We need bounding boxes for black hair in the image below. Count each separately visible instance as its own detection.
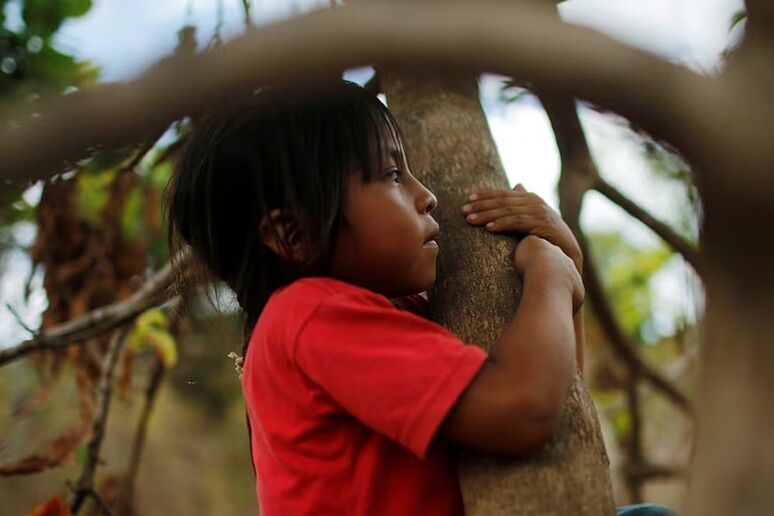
[165,80,403,354]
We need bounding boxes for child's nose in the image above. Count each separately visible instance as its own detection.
[419,185,438,214]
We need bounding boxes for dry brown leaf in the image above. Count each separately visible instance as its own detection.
[27,495,72,516]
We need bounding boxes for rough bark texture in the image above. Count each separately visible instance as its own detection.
[381,70,615,515]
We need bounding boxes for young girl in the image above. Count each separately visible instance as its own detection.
[166,81,673,515]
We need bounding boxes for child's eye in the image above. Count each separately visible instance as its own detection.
[387,170,400,183]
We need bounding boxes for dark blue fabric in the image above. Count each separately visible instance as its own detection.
[616,504,676,516]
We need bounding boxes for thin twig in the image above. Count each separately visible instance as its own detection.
[4,303,36,337]
[594,178,703,275]
[241,0,252,29]
[70,326,129,514]
[582,243,692,413]
[83,488,115,516]
[0,252,190,366]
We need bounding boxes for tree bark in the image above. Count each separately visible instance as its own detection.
[381,70,616,515]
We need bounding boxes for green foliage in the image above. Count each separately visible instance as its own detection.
[1,0,97,100]
[611,407,632,438]
[75,168,115,223]
[22,0,92,38]
[588,231,673,344]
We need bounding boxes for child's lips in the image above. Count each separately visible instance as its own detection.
[423,224,440,248]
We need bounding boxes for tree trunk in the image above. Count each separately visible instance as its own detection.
[381,70,616,515]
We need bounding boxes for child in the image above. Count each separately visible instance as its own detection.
[166,81,673,515]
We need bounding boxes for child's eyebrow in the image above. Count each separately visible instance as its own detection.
[386,145,403,165]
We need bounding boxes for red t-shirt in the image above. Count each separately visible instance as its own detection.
[242,277,487,515]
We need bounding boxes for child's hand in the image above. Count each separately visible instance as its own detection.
[514,236,585,312]
[462,184,583,274]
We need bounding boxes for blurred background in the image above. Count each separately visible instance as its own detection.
[0,0,744,514]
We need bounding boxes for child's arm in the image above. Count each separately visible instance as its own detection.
[438,236,583,456]
[462,184,585,371]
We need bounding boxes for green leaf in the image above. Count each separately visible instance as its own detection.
[147,330,177,369]
[23,0,93,38]
[121,186,145,242]
[588,231,673,343]
[75,169,116,223]
[127,309,178,369]
[612,409,632,439]
[730,10,747,31]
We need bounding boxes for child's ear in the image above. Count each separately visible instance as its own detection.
[259,209,311,263]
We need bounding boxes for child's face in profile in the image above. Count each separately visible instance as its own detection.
[329,136,439,298]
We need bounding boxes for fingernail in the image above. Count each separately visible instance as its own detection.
[468,193,478,201]
[462,204,471,213]
[467,214,478,221]
[486,222,495,229]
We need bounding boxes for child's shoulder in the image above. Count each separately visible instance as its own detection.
[253,277,394,348]
[264,277,390,320]
[275,276,381,302]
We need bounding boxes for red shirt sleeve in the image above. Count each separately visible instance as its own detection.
[291,290,487,460]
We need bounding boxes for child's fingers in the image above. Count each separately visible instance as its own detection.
[467,189,524,201]
[462,196,532,215]
[464,208,535,232]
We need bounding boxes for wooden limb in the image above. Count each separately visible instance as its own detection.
[70,327,129,514]
[0,253,189,367]
[0,1,705,183]
[594,178,703,275]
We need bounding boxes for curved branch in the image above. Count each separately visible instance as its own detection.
[0,254,188,366]
[0,1,704,182]
[594,178,704,275]
[540,91,693,414]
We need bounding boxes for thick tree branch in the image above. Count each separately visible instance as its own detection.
[0,254,188,366]
[0,1,704,183]
[593,178,703,275]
